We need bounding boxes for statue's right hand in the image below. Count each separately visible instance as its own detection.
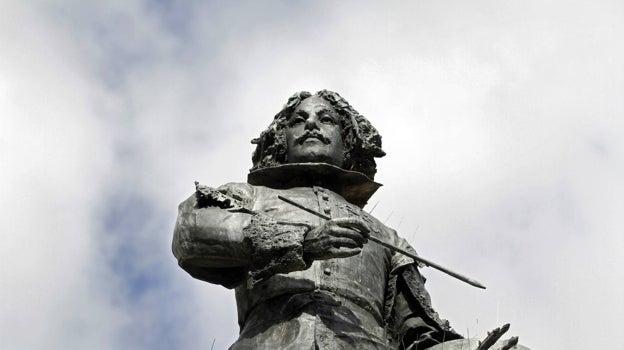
[303,217,370,260]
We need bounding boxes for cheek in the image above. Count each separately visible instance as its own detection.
[284,128,296,145]
[328,127,343,146]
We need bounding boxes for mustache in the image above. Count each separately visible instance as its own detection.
[295,131,331,145]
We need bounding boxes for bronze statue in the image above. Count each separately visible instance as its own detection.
[172,90,528,349]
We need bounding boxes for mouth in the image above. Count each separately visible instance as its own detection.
[296,132,331,145]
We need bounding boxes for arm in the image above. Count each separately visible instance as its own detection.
[380,231,462,349]
[172,189,253,288]
[172,183,314,288]
[393,265,462,349]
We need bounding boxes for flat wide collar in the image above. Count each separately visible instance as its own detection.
[247,163,381,208]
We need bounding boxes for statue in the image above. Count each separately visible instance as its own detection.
[172,90,528,349]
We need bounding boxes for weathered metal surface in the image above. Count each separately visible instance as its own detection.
[427,338,530,350]
[173,90,530,349]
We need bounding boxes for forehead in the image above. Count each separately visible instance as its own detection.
[292,96,335,114]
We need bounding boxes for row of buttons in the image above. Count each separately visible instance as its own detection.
[315,187,334,280]
[315,186,332,216]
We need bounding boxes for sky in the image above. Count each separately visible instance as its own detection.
[1,0,623,349]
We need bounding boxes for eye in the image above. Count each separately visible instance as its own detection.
[320,114,335,124]
[294,116,305,123]
[289,114,306,126]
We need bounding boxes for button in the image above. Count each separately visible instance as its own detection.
[323,268,331,275]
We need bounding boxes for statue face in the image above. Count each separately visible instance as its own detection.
[285,96,345,166]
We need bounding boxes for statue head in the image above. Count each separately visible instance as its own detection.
[283,95,346,167]
[251,90,386,179]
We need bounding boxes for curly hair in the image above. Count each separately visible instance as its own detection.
[251,90,386,179]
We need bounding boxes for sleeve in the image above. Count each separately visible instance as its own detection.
[172,182,312,289]
[172,183,254,288]
[243,213,312,282]
[383,234,462,349]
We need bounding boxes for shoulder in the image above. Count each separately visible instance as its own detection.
[369,220,419,273]
[216,182,257,202]
[177,182,257,210]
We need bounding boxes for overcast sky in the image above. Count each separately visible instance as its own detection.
[1,1,623,349]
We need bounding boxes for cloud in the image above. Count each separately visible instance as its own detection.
[0,1,120,348]
[1,0,622,349]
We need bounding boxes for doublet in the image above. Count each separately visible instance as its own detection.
[173,182,460,349]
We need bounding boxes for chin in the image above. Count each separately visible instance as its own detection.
[299,153,328,163]
[288,145,343,166]
[293,147,328,161]
[302,155,343,167]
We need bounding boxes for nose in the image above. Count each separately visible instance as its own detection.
[304,115,320,131]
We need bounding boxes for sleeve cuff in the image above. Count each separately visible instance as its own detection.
[244,214,312,281]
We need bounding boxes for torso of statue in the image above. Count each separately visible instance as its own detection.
[232,184,409,349]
